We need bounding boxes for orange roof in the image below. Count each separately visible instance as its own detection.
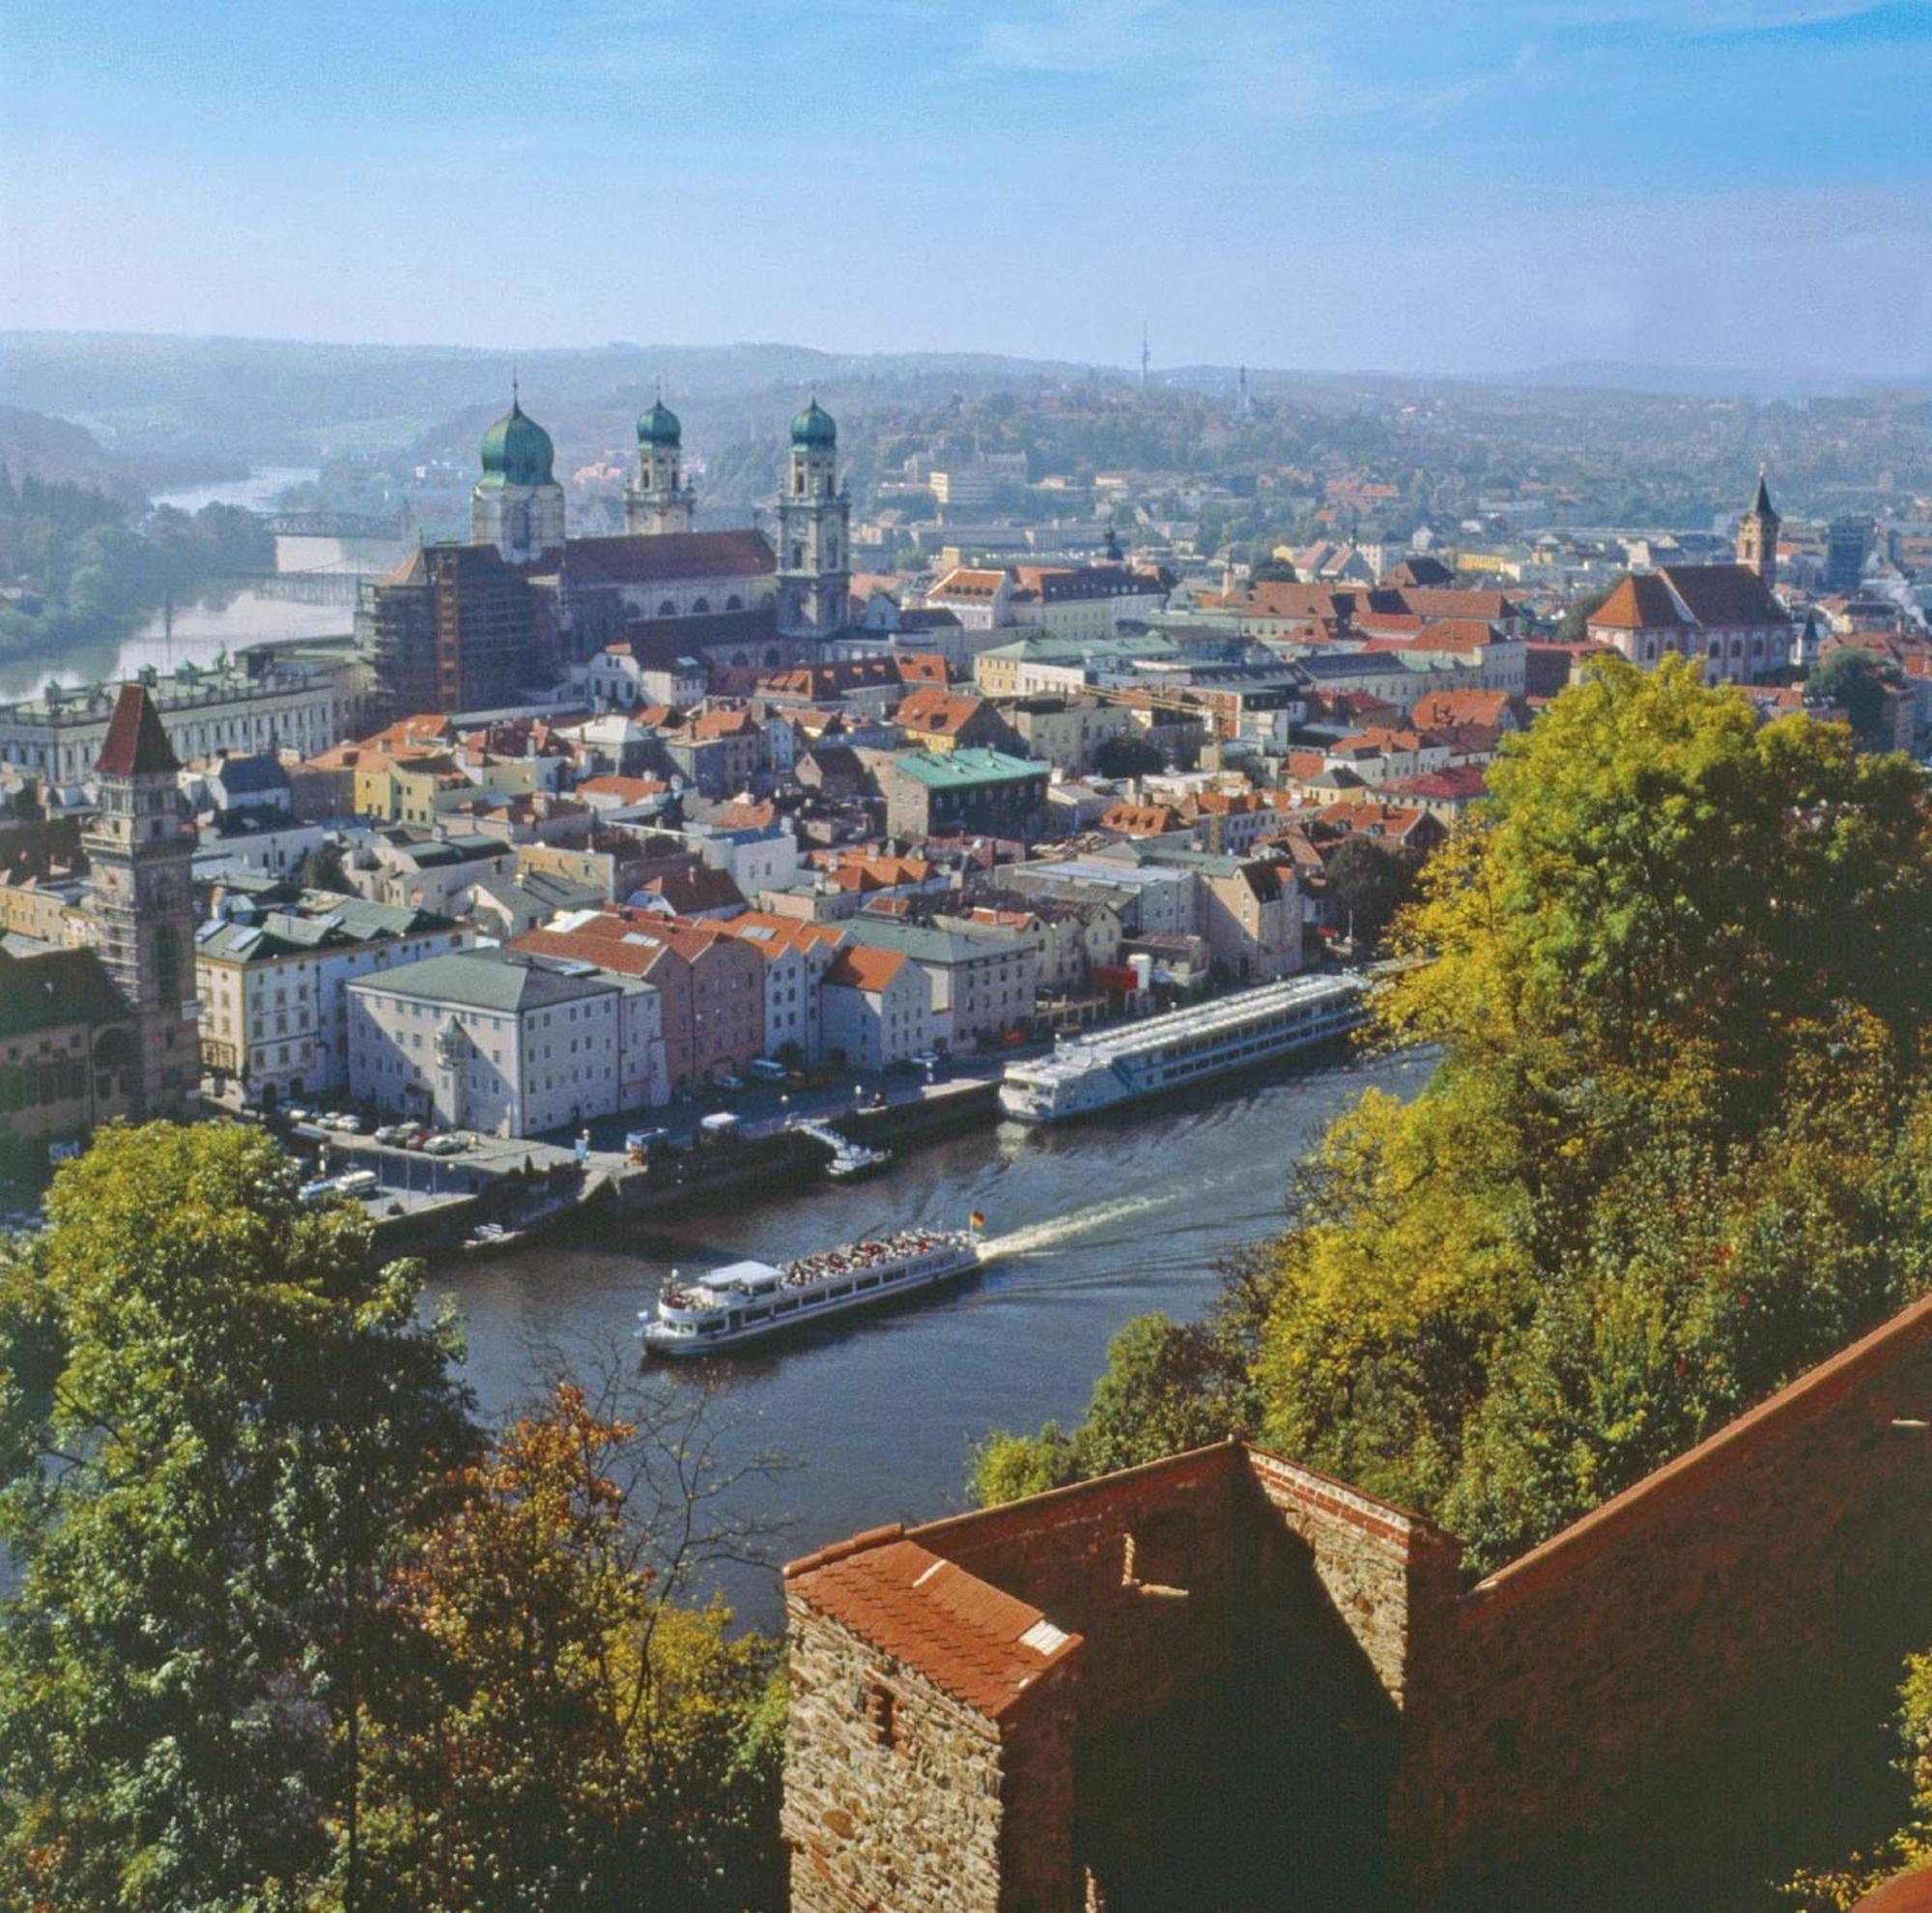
[1099,803,1184,837]
[825,945,909,992]
[895,689,988,735]
[1410,690,1512,729]
[786,1533,1078,1720]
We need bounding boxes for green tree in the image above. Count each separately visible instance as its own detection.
[1093,733,1166,780]
[1321,834,1413,949]
[1551,583,1612,644]
[298,839,353,895]
[0,1121,475,1910]
[1809,645,1903,746]
[978,659,1932,1573]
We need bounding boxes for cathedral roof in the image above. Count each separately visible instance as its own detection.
[790,398,837,448]
[565,529,776,584]
[96,683,179,777]
[478,398,555,489]
[638,398,682,447]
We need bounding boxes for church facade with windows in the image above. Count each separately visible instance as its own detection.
[1585,473,1795,686]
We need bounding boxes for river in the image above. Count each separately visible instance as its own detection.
[434,1045,1434,1629]
[0,467,374,699]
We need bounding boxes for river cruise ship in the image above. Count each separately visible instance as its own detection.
[638,1226,982,1355]
[998,972,1368,1124]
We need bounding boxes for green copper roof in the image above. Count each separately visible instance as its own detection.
[790,398,837,448]
[889,748,1044,789]
[478,398,555,488]
[638,398,681,447]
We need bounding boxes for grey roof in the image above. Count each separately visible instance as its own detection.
[348,947,618,1014]
[197,894,458,964]
[212,754,292,795]
[840,914,1024,966]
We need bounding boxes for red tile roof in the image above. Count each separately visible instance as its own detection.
[825,945,909,992]
[96,685,179,777]
[566,529,775,584]
[1589,574,1689,631]
[786,1534,1079,1720]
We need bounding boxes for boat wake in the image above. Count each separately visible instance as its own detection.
[980,1189,1183,1261]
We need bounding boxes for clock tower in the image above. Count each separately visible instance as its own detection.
[82,683,199,1117]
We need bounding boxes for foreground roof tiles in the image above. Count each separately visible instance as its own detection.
[787,1534,1079,1720]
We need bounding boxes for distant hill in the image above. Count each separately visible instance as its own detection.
[0,332,1115,471]
[0,406,144,503]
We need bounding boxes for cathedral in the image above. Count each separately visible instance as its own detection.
[367,389,854,716]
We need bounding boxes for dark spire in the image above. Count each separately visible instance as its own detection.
[1749,466,1776,520]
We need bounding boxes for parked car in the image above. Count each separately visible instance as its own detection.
[912,1049,944,1071]
[423,1134,467,1157]
[287,1106,315,1126]
[747,1058,789,1083]
[334,1169,380,1198]
[373,1125,406,1145]
[713,1074,745,1095]
[330,1113,368,1134]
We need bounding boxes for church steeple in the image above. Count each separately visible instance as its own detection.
[625,385,696,535]
[1737,466,1780,589]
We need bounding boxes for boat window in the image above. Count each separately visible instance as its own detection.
[829,1285,852,1299]
[856,1275,880,1290]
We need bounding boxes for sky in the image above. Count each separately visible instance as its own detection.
[2,0,1929,379]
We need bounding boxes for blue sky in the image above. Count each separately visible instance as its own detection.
[2,0,1928,375]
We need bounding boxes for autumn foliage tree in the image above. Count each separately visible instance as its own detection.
[979,659,1932,1570]
[352,1381,785,1912]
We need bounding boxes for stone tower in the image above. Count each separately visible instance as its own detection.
[470,387,566,564]
[624,393,696,536]
[1737,469,1780,590]
[776,398,849,639]
[82,683,199,1117]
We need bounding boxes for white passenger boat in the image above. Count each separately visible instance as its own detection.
[998,972,1369,1124]
[638,1224,983,1355]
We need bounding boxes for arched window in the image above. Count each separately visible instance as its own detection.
[1643,639,1658,662]
[1751,635,1765,657]
[724,594,743,612]
[658,599,676,617]
[1708,640,1721,660]
[1729,637,1744,659]
[692,597,710,614]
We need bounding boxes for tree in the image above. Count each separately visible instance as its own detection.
[1093,733,1166,780]
[1809,645,1903,747]
[977,659,1932,1573]
[354,1378,786,1911]
[1552,583,1613,644]
[1322,835,1414,949]
[0,1121,476,1910]
[298,838,353,895]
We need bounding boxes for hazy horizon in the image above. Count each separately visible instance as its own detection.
[4,1,1930,381]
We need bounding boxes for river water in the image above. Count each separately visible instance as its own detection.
[434,1045,1434,1629]
[0,468,377,699]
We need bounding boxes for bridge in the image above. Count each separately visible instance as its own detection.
[270,511,408,539]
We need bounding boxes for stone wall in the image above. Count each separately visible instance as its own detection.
[783,1596,1010,1913]
[1394,1291,1932,1905]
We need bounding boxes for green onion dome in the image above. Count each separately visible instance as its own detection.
[790,398,837,448]
[478,399,555,487]
[638,398,682,448]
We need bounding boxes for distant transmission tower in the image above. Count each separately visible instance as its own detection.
[1141,320,1151,389]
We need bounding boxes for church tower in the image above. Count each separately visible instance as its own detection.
[470,387,565,563]
[1737,469,1780,590]
[83,684,198,1117]
[776,399,850,639]
[624,393,696,535]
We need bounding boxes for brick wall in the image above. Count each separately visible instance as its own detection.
[1394,1291,1932,1904]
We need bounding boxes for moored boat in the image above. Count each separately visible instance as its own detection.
[638,1223,982,1355]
